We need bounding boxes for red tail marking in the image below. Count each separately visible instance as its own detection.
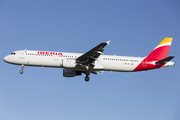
[133,45,171,71]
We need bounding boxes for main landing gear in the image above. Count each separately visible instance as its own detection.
[20,65,24,74]
[85,75,90,82]
[85,71,90,82]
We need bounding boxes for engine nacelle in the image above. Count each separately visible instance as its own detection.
[62,59,76,68]
[63,69,82,77]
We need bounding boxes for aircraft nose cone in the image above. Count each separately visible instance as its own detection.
[3,56,9,63]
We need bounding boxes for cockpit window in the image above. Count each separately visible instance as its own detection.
[11,52,16,55]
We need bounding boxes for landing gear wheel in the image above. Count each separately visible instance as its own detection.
[20,70,23,74]
[85,76,90,82]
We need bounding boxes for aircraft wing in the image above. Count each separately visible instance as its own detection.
[76,41,110,65]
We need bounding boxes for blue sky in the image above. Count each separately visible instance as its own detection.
[0,0,180,120]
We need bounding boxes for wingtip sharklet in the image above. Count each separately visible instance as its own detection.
[106,40,111,45]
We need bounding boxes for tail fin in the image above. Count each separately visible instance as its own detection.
[146,37,173,60]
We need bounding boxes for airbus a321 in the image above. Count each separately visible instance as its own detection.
[3,37,175,82]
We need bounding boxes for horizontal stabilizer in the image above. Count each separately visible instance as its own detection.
[156,56,175,65]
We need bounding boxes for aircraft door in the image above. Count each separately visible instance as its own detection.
[20,51,25,59]
[54,55,59,61]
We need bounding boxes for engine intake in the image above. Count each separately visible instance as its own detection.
[63,69,82,77]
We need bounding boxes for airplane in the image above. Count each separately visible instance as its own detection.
[3,37,175,82]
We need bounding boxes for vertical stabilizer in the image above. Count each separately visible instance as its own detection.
[146,37,173,60]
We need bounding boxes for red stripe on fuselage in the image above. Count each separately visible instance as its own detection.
[133,45,170,71]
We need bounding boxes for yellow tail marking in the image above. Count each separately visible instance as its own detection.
[157,37,173,47]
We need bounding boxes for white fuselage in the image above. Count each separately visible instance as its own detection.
[4,50,145,72]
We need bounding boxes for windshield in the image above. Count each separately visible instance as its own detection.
[11,52,16,55]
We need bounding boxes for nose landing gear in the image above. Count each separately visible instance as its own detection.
[20,65,24,74]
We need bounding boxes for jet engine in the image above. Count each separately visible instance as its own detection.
[63,69,82,77]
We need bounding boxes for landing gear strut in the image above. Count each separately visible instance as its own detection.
[20,65,24,74]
